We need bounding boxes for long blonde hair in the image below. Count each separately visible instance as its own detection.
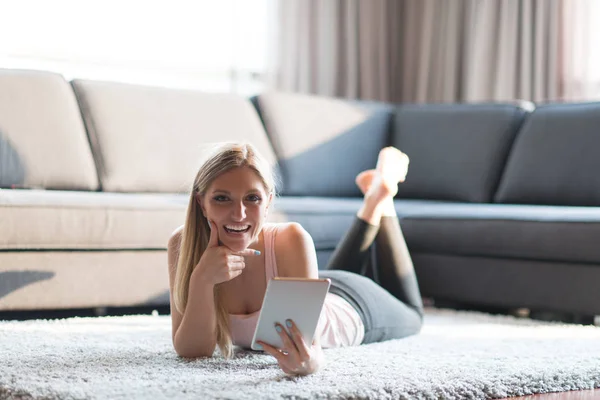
[173,142,276,358]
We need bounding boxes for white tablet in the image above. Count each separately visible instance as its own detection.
[251,277,331,351]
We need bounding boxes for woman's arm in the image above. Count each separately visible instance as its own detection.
[168,222,257,358]
[258,222,325,375]
[168,229,217,358]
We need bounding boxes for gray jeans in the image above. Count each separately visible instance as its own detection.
[319,217,423,344]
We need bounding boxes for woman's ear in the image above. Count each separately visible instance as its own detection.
[265,192,274,215]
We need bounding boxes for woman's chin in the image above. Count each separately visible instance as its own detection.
[219,228,261,252]
[221,239,250,253]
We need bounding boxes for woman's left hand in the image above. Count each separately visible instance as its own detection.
[257,319,324,376]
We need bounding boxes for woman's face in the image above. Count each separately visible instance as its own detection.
[199,166,272,252]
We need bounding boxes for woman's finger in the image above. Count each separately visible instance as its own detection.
[258,340,305,375]
[284,319,311,362]
[256,341,286,363]
[235,249,261,257]
[226,254,246,264]
[227,269,243,280]
[227,261,245,270]
[275,323,300,359]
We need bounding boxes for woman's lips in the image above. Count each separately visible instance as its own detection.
[223,225,251,235]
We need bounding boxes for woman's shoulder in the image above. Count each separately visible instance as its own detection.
[271,222,318,278]
[269,222,311,243]
[168,225,185,249]
[272,222,314,252]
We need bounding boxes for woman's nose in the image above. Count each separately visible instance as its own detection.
[232,202,246,220]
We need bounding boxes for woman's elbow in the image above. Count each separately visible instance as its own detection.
[174,344,214,359]
[173,335,215,358]
[175,348,213,359]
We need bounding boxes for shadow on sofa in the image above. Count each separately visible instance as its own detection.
[0,271,55,300]
[0,133,26,188]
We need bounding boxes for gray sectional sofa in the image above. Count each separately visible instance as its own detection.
[1,68,599,320]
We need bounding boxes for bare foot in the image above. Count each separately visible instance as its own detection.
[356,147,409,200]
[377,146,409,183]
[355,169,377,195]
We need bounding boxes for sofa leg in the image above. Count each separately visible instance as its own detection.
[93,307,108,317]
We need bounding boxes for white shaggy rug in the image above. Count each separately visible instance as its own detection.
[1,308,599,400]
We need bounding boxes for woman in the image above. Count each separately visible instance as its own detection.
[168,142,423,376]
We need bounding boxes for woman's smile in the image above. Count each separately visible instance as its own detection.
[221,223,253,241]
[223,224,251,234]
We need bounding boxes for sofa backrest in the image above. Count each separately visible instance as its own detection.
[391,103,531,203]
[71,80,277,193]
[495,102,600,206]
[255,91,392,197]
[0,69,99,190]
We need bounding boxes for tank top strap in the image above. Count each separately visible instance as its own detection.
[262,223,279,281]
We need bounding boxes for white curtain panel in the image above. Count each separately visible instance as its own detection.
[560,0,600,101]
[460,0,561,103]
[270,0,402,101]
[270,0,563,103]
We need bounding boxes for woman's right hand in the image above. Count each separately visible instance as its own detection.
[193,220,260,286]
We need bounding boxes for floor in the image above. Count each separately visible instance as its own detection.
[2,306,598,399]
[503,389,599,399]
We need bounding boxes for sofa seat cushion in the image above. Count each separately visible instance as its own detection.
[396,200,600,265]
[0,189,188,250]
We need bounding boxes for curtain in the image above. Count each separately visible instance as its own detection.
[560,0,600,101]
[269,0,562,103]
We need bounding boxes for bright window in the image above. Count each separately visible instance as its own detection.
[562,0,600,101]
[0,0,272,95]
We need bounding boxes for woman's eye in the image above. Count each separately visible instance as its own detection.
[246,195,261,202]
[213,195,229,202]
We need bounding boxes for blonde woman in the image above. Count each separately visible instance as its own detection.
[168,142,423,376]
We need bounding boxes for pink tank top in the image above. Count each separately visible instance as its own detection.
[228,224,365,349]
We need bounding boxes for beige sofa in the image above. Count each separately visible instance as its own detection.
[0,69,281,311]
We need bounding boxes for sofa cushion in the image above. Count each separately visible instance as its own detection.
[0,69,99,190]
[395,200,600,265]
[391,103,531,203]
[495,102,600,206]
[71,80,277,193]
[0,189,187,250]
[255,92,392,197]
